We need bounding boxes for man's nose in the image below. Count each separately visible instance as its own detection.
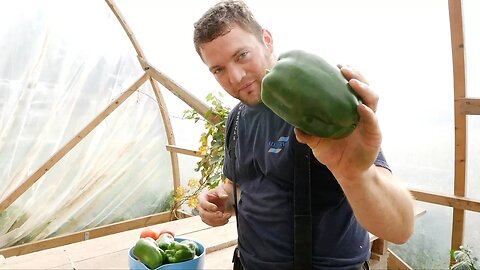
[228,66,245,85]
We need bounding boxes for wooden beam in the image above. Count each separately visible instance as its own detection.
[457,98,480,115]
[388,248,413,270]
[138,56,220,125]
[0,210,171,258]
[409,188,480,212]
[0,73,149,213]
[166,144,204,158]
[448,0,467,252]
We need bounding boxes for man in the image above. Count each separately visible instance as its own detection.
[194,1,415,269]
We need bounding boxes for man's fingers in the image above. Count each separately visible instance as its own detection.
[199,211,231,227]
[294,128,315,145]
[338,65,378,113]
[338,65,369,85]
[349,79,379,114]
[294,128,322,149]
[198,193,218,212]
[357,103,379,134]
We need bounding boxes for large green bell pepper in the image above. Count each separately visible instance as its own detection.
[261,50,361,139]
[132,237,165,269]
[164,241,195,263]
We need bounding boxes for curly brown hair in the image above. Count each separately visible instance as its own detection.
[193,0,263,59]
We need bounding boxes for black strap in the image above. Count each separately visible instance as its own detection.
[231,104,243,232]
[230,104,243,267]
[294,140,312,270]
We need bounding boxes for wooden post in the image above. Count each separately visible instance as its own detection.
[448,0,467,254]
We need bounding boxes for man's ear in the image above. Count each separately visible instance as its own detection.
[262,29,274,53]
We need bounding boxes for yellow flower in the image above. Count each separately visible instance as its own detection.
[199,145,207,156]
[175,186,186,198]
[187,196,198,208]
[200,135,208,146]
[188,178,200,189]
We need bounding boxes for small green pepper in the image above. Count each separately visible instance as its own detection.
[180,239,201,256]
[156,233,175,251]
[164,241,195,263]
[132,237,165,269]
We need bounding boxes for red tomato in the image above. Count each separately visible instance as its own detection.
[158,229,175,237]
[139,227,159,240]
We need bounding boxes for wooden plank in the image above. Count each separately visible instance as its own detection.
[0,209,171,258]
[166,144,203,158]
[448,0,467,252]
[204,245,236,270]
[371,239,386,256]
[51,226,238,270]
[0,216,222,269]
[0,216,234,270]
[137,56,220,125]
[457,97,480,115]
[410,188,480,212]
[0,73,149,213]
[387,248,413,270]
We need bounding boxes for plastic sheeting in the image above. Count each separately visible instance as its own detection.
[0,0,188,248]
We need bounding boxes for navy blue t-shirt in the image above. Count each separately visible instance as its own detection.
[223,102,390,270]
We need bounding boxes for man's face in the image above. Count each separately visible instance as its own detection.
[199,25,275,106]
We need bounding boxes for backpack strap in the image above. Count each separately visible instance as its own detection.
[293,140,312,270]
[229,104,243,269]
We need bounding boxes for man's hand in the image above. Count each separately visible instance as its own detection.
[295,65,382,182]
[197,186,233,227]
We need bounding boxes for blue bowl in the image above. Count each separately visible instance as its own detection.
[128,237,205,270]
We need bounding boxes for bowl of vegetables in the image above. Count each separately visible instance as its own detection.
[128,228,205,270]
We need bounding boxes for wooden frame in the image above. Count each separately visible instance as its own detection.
[449,0,468,253]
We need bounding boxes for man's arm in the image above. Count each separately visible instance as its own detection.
[337,165,414,244]
[295,65,415,244]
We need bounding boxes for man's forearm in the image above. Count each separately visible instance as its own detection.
[338,166,415,244]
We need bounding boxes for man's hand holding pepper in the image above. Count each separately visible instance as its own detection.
[294,65,381,182]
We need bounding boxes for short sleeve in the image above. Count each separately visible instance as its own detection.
[374,149,391,172]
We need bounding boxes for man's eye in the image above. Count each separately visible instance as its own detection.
[213,68,223,75]
[239,51,248,59]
